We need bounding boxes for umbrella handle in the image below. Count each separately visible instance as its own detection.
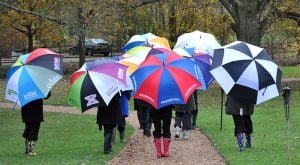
[117,80,121,96]
[220,88,224,131]
[13,98,18,111]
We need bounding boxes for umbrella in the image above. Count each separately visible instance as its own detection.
[210,41,282,104]
[122,33,171,52]
[119,56,144,75]
[121,46,170,75]
[148,37,171,50]
[131,51,202,109]
[123,46,169,60]
[67,58,131,112]
[5,48,63,107]
[174,30,221,56]
[173,47,214,90]
[122,32,158,52]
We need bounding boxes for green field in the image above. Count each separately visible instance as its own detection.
[0,65,299,164]
[0,109,134,164]
[197,81,300,164]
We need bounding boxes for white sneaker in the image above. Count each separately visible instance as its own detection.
[175,126,180,138]
[183,130,189,140]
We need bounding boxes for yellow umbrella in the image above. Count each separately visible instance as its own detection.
[123,46,170,59]
[149,37,171,50]
[119,56,144,75]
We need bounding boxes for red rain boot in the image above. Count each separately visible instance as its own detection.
[154,138,162,158]
[163,138,171,157]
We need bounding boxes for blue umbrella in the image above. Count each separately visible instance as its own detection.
[173,47,214,90]
[131,51,202,109]
[5,48,63,107]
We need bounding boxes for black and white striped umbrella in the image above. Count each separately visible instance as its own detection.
[210,41,282,104]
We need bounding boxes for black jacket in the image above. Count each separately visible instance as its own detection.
[21,92,51,123]
[97,94,122,126]
[225,95,254,116]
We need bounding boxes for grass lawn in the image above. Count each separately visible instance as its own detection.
[0,65,299,164]
[197,81,300,165]
[280,65,300,78]
[0,109,134,164]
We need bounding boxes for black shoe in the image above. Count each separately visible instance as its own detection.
[191,124,196,130]
[104,149,112,154]
[139,124,143,130]
[104,133,112,154]
[143,131,151,137]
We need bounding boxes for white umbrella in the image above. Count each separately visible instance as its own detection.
[174,30,221,57]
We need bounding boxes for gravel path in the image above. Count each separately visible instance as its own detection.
[0,102,225,165]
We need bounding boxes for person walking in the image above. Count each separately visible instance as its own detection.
[151,105,173,158]
[133,98,143,129]
[21,92,51,156]
[97,93,123,154]
[225,95,255,152]
[112,90,131,144]
[191,91,199,129]
[174,94,197,140]
[136,99,152,137]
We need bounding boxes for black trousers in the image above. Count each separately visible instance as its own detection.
[174,111,192,130]
[151,108,172,139]
[232,115,253,136]
[136,109,143,127]
[117,117,126,133]
[139,106,152,131]
[103,124,116,134]
[22,122,41,141]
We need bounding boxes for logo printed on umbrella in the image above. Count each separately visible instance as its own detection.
[54,57,61,70]
[85,94,99,107]
[24,91,38,100]
[106,86,118,97]
[68,98,79,106]
[184,84,198,97]
[139,94,155,103]
[8,89,17,95]
[47,75,61,89]
[118,68,124,80]
[161,98,180,104]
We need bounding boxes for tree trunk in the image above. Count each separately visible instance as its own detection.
[168,2,176,44]
[234,4,263,45]
[78,34,86,67]
[27,26,34,52]
[28,34,34,52]
[77,7,86,68]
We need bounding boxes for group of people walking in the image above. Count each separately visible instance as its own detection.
[133,90,255,157]
[133,91,200,158]
[20,88,254,157]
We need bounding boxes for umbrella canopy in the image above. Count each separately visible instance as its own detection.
[67,58,131,112]
[123,46,169,60]
[5,48,63,107]
[119,56,144,75]
[122,33,171,52]
[122,32,158,52]
[174,30,221,57]
[173,47,214,90]
[131,51,202,109]
[210,41,282,104]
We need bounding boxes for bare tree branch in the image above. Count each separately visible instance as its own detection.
[131,0,159,8]
[281,11,300,25]
[0,2,66,25]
